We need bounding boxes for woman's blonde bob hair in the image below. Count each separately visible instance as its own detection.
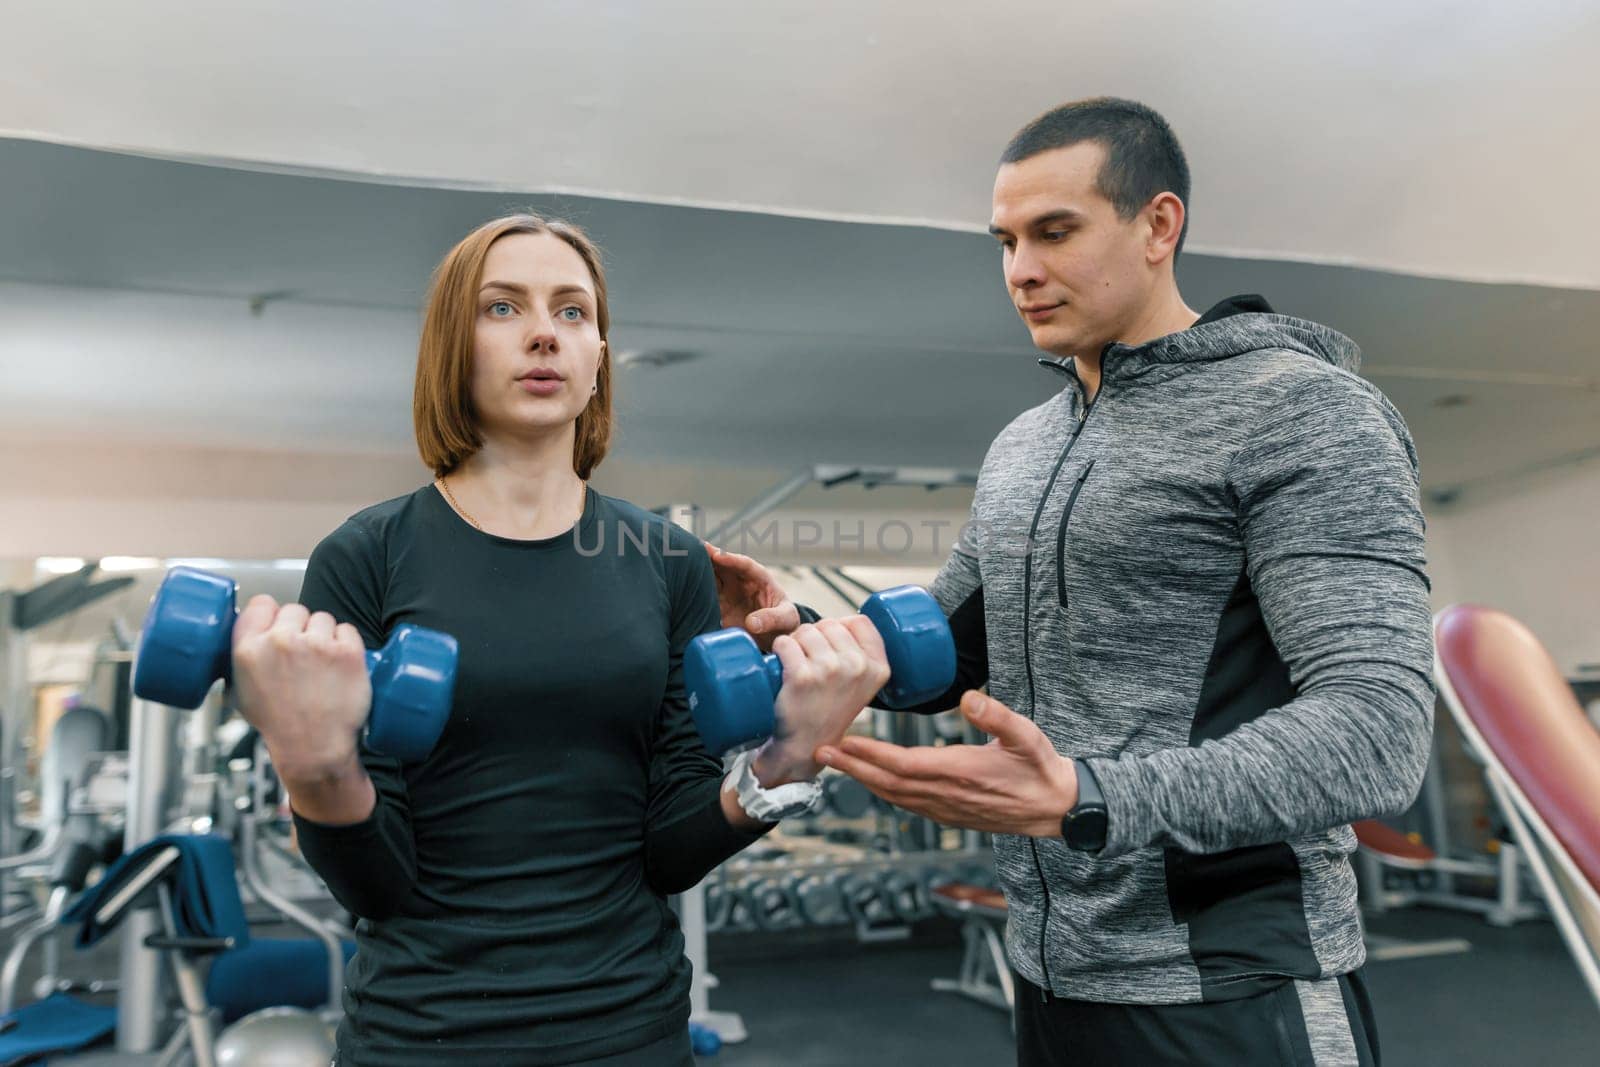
[414,213,613,479]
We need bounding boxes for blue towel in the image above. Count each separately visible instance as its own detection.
[62,833,250,950]
[0,992,117,1065]
[207,938,358,1023]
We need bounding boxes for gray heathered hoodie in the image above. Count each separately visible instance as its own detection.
[927,298,1435,1004]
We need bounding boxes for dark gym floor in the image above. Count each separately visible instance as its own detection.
[33,906,1600,1065]
[706,908,1600,1066]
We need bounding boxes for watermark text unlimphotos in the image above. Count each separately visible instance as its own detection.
[570,508,1040,560]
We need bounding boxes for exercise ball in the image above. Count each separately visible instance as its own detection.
[214,1007,336,1066]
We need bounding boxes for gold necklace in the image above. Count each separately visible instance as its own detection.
[438,476,586,533]
[437,476,482,530]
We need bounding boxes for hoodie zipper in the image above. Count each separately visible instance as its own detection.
[1054,459,1096,611]
[1021,377,1098,998]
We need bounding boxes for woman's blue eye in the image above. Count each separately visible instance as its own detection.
[560,306,584,322]
[489,301,514,316]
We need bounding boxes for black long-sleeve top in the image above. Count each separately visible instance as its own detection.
[291,485,767,1065]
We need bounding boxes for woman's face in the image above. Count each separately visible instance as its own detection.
[469,232,603,445]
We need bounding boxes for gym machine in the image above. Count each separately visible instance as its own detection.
[0,563,133,923]
[0,562,444,1064]
[1355,692,1548,954]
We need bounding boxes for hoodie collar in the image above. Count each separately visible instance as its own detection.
[1193,293,1274,326]
[1039,293,1360,385]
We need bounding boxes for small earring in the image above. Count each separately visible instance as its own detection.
[591,383,598,395]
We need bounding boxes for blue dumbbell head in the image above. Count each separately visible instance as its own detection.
[134,566,458,761]
[685,628,780,757]
[685,585,956,756]
[364,625,459,763]
[133,566,238,710]
[688,1021,723,1056]
[861,585,957,708]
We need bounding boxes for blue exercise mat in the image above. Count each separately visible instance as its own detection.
[0,992,116,1065]
[62,833,250,950]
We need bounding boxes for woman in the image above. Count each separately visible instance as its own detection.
[229,214,890,1065]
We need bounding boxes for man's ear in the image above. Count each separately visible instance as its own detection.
[1145,192,1186,266]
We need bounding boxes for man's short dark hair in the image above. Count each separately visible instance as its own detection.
[1001,98,1191,256]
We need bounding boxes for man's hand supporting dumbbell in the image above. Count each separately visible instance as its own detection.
[707,544,805,654]
[706,548,1081,841]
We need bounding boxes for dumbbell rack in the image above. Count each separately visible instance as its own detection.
[684,740,997,1045]
[708,839,996,937]
[700,703,997,941]
[683,831,995,1046]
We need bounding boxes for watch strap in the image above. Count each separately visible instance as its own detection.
[728,749,823,822]
[1061,758,1109,852]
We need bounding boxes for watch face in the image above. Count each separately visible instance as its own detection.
[1065,808,1108,850]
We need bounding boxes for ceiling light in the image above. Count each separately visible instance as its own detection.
[99,557,163,572]
[166,558,232,570]
[614,348,701,369]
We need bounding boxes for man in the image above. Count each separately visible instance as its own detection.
[709,98,1433,1065]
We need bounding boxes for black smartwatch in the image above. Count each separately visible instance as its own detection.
[1060,759,1108,852]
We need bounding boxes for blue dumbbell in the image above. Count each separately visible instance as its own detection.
[132,566,458,763]
[685,585,955,756]
[688,1021,722,1056]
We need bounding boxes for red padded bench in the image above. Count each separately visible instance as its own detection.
[929,882,1012,1015]
[1435,604,1600,1010]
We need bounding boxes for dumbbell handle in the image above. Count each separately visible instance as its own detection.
[133,567,456,762]
[135,571,424,700]
[686,585,954,756]
[754,649,790,701]
[727,588,953,705]
[151,636,414,693]
[361,645,399,684]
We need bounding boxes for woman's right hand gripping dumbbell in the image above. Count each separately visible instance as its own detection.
[705,544,891,781]
[231,596,377,824]
[753,617,894,785]
[699,545,952,782]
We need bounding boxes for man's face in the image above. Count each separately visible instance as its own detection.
[990,142,1156,359]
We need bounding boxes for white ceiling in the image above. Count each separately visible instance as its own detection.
[2,1,1596,289]
[1,137,1597,506]
[3,2,1598,510]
